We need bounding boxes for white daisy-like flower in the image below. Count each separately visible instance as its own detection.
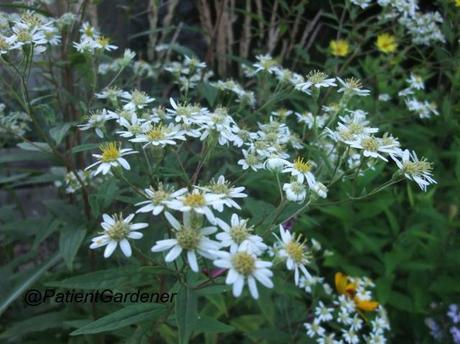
[253,54,279,74]
[274,225,312,286]
[130,122,186,148]
[85,142,137,175]
[337,77,370,97]
[151,211,220,272]
[315,301,334,322]
[90,213,147,258]
[136,184,187,215]
[406,73,424,90]
[296,70,337,93]
[78,109,117,138]
[238,149,264,171]
[347,135,399,162]
[350,314,364,331]
[304,320,326,338]
[283,181,307,203]
[215,214,267,254]
[198,175,247,211]
[116,112,146,138]
[167,189,223,224]
[199,107,239,146]
[212,243,273,299]
[342,328,359,344]
[295,112,328,129]
[282,157,317,187]
[167,98,204,125]
[392,149,436,191]
[121,89,155,110]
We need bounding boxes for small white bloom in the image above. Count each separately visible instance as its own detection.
[136,184,187,215]
[212,244,273,299]
[85,142,137,175]
[151,211,220,272]
[274,225,312,286]
[215,214,267,254]
[90,213,147,258]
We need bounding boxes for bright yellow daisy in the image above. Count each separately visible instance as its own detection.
[329,39,350,57]
[376,33,398,54]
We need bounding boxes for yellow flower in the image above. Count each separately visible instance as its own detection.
[376,33,398,54]
[329,39,350,57]
[334,272,379,312]
[456,0,460,7]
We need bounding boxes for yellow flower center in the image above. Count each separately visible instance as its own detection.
[106,216,130,241]
[232,252,255,276]
[361,137,379,152]
[230,225,250,244]
[285,238,307,264]
[100,142,121,162]
[403,160,432,176]
[293,157,313,173]
[17,30,32,42]
[147,125,166,140]
[183,193,206,207]
[176,228,201,250]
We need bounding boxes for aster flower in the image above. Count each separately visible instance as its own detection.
[136,184,187,215]
[212,243,274,299]
[283,157,317,187]
[238,149,264,171]
[167,98,204,125]
[274,225,312,285]
[121,90,155,110]
[90,213,147,258]
[392,149,436,191]
[337,77,370,97]
[130,122,186,148]
[167,189,223,224]
[85,142,137,175]
[151,211,220,272]
[283,181,307,203]
[78,109,117,138]
[198,175,247,211]
[215,214,267,254]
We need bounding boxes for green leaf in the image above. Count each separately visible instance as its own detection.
[59,226,86,270]
[17,141,52,152]
[0,252,61,316]
[71,303,166,335]
[71,143,100,154]
[194,316,234,334]
[50,122,73,145]
[0,311,64,339]
[176,286,198,344]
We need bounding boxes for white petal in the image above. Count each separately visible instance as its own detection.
[104,241,117,258]
[128,231,143,240]
[187,250,199,272]
[151,239,177,252]
[247,276,259,299]
[165,212,181,230]
[232,275,245,297]
[119,239,132,257]
[165,245,183,262]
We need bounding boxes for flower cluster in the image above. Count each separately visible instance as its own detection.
[399,73,439,119]
[304,272,390,343]
[0,10,62,56]
[73,22,117,54]
[164,55,213,92]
